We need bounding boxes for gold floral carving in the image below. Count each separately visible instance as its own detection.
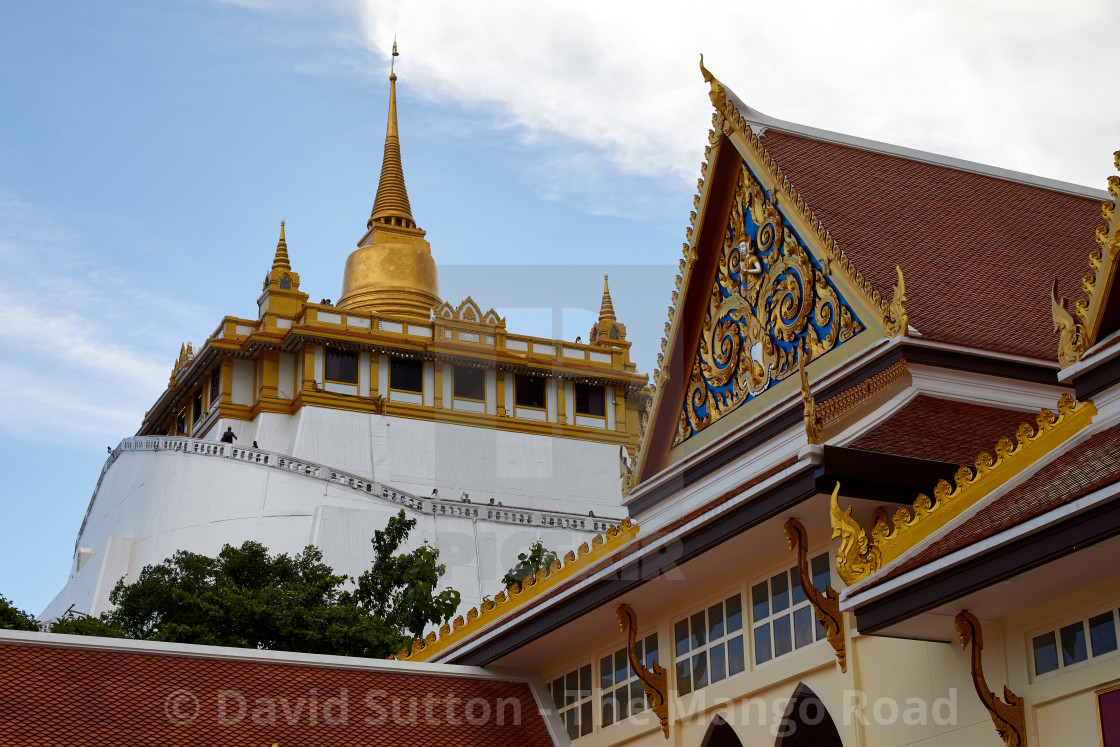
[784,510,846,671]
[884,266,908,338]
[673,162,863,445]
[616,604,669,738]
[799,353,822,444]
[956,610,1028,747]
[832,394,1096,586]
[392,519,640,662]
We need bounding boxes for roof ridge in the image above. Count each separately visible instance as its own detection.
[726,92,1108,202]
[830,393,1096,588]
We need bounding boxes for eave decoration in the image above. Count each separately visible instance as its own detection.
[673,160,864,445]
[784,509,846,671]
[956,610,1028,747]
[799,352,822,444]
[392,519,640,662]
[616,604,670,739]
[1052,150,1120,367]
[831,394,1095,586]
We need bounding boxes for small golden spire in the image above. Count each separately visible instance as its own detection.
[272,220,290,272]
[599,274,617,322]
[368,41,416,231]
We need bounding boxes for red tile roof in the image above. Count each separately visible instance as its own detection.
[0,637,556,746]
[870,422,1120,587]
[847,395,1035,464]
[758,130,1102,361]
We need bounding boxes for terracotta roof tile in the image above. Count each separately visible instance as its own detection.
[847,395,1035,464]
[871,422,1120,586]
[758,130,1101,360]
[0,640,555,746]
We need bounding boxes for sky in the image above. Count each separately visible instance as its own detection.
[1,0,1117,615]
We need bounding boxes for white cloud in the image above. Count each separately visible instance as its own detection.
[350,0,1118,193]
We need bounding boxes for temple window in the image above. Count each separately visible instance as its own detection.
[600,633,659,728]
[452,366,485,401]
[209,370,220,404]
[1032,607,1118,676]
[514,374,546,409]
[751,553,830,666]
[548,662,592,739]
[192,391,202,422]
[325,348,358,384]
[279,274,291,290]
[574,383,605,417]
[389,357,423,393]
[674,593,745,695]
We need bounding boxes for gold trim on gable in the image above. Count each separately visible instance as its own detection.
[832,394,1096,586]
[392,519,640,662]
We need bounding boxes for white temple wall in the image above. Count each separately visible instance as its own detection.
[43,448,603,621]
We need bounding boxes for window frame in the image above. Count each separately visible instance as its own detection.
[389,356,423,394]
[452,366,486,402]
[514,373,547,410]
[1031,605,1120,679]
[673,592,747,697]
[547,662,594,740]
[598,631,659,730]
[750,552,830,668]
[574,382,606,418]
[324,347,359,385]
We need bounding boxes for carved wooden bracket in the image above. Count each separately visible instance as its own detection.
[955,610,1029,747]
[616,604,669,739]
[784,515,847,672]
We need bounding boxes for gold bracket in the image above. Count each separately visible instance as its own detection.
[616,604,669,739]
[784,511,846,672]
[956,610,1029,747]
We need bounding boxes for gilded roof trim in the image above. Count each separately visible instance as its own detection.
[1053,151,1120,366]
[831,393,1096,587]
[392,518,640,662]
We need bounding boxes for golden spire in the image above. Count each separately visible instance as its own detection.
[272,220,290,272]
[599,274,617,322]
[368,41,416,231]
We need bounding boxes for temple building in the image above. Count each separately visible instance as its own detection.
[42,57,647,622]
[21,54,1120,746]
[386,61,1120,747]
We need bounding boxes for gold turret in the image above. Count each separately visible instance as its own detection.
[259,221,307,320]
[591,274,628,347]
[338,43,439,318]
[272,220,291,272]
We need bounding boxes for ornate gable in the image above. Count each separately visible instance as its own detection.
[673,159,864,444]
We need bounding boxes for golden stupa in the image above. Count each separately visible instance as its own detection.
[338,44,439,318]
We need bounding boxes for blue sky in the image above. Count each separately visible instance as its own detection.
[1,0,1117,614]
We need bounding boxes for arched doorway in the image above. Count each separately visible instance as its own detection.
[700,713,744,747]
[774,683,843,747]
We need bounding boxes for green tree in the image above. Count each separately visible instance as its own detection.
[501,540,559,593]
[102,510,460,657]
[0,594,40,632]
[354,510,461,640]
[45,613,123,637]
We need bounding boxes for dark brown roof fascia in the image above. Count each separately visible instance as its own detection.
[450,466,817,667]
[851,493,1120,634]
[900,341,1058,385]
[816,445,963,504]
[1072,352,1120,400]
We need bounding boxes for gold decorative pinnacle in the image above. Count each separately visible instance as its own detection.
[884,266,907,338]
[272,220,290,272]
[391,519,640,662]
[800,353,822,444]
[698,54,726,109]
[368,42,417,232]
[599,274,617,322]
[831,394,1096,586]
[617,604,669,738]
[956,610,1028,746]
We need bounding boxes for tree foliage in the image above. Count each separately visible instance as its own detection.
[101,509,459,657]
[354,510,461,641]
[0,594,40,632]
[501,540,559,593]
